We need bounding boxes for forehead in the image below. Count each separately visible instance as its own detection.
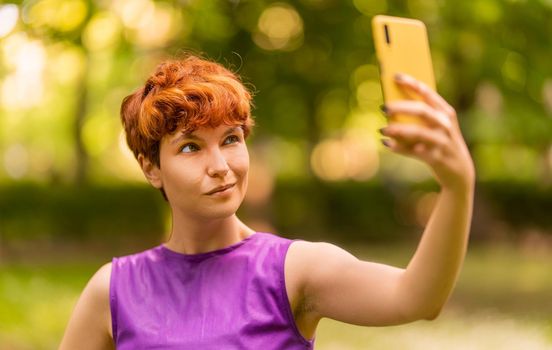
[168,124,243,144]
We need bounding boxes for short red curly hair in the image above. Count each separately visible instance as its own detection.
[120,55,254,167]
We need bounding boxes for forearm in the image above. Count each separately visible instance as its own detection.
[399,183,474,319]
[380,73,476,322]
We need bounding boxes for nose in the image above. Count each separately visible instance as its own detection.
[206,148,230,178]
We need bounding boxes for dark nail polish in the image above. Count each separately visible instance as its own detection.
[395,73,404,81]
[379,104,388,114]
[378,127,387,135]
[381,139,390,147]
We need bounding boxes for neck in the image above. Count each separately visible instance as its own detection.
[164,213,255,255]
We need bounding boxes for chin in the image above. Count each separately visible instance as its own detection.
[201,208,239,221]
[200,200,242,220]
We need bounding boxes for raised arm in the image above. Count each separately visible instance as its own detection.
[379,73,475,319]
[289,73,474,328]
[59,262,114,350]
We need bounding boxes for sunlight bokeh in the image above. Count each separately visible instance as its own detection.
[254,3,303,51]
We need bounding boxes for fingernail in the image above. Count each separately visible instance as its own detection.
[381,139,391,147]
[378,127,387,135]
[394,73,405,81]
[379,104,388,114]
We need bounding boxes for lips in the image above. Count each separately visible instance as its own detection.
[205,183,235,195]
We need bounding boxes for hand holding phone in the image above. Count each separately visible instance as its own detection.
[372,15,436,125]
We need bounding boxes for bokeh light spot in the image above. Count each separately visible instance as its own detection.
[316,89,349,134]
[27,0,88,32]
[351,64,379,89]
[501,51,526,91]
[49,46,86,84]
[311,131,379,182]
[475,81,503,118]
[0,4,19,38]
[82,12,122,52]
[473,0,502,24]
[542,79,552,115]
[254,3,303,51]
[113,0,153,29]
[113,0,181,49]
[311,138,348,181]
[356,80,382,110]
[3,143,29,179]
[353,0,387,16]
[0,34,46,110]
[265,137,307,179]
[82,115,117,157]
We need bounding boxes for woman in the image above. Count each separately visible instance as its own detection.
[60,54,475,349]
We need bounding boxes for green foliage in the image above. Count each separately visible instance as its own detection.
[272,180,409,242]
[479,181,552,229]
[1,182,551,247]
[0,183,166,242]
[1,0,551,185]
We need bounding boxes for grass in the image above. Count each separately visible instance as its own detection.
[316,311,551,350]
[1,242,551,349]
[0,263,98,350]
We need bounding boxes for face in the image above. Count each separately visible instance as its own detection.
[146,124,249,221]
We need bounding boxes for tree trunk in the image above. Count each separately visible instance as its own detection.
[73,55,90,185]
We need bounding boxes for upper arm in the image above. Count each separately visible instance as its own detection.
[291,241,416,327]
[59,262,114,350]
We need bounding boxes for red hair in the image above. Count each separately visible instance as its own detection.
[120,55,254,166]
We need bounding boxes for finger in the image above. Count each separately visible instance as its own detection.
[394,73,457,119]
[412,142,446,165]
[385,100,453,133]
[382,139,446,167]
[382,138,446,166]
[382,123,450,151]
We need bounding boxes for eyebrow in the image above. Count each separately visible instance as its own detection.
[170,126,242,145]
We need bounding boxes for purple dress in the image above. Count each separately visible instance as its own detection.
[110,232,316,349]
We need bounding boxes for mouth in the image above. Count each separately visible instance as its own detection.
[205,183,235,195]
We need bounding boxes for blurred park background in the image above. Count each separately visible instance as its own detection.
[0,0,551,348]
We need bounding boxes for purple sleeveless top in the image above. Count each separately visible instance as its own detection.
[110,232,315,349]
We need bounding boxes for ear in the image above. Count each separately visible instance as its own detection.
[138,154,163,189]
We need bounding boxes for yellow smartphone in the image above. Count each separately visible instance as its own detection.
[372,15,435,124]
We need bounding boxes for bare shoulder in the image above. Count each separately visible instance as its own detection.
[89,262,112,295]
[81,262,112,317]
[286,240,368,304]
[287,240,358,275]
[286,240,359,290]
[59,262,114,350]
[284,241,358,335]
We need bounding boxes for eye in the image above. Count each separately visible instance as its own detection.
[180,143,200,153]
[223,135,240,145]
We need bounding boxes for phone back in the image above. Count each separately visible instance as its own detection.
[372,15,435,123]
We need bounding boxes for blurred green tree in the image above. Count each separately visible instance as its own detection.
[1,0,550,185]
[0,0,551,244]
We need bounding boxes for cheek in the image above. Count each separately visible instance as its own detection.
[234,149,250,177]
[161,159,203,190]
